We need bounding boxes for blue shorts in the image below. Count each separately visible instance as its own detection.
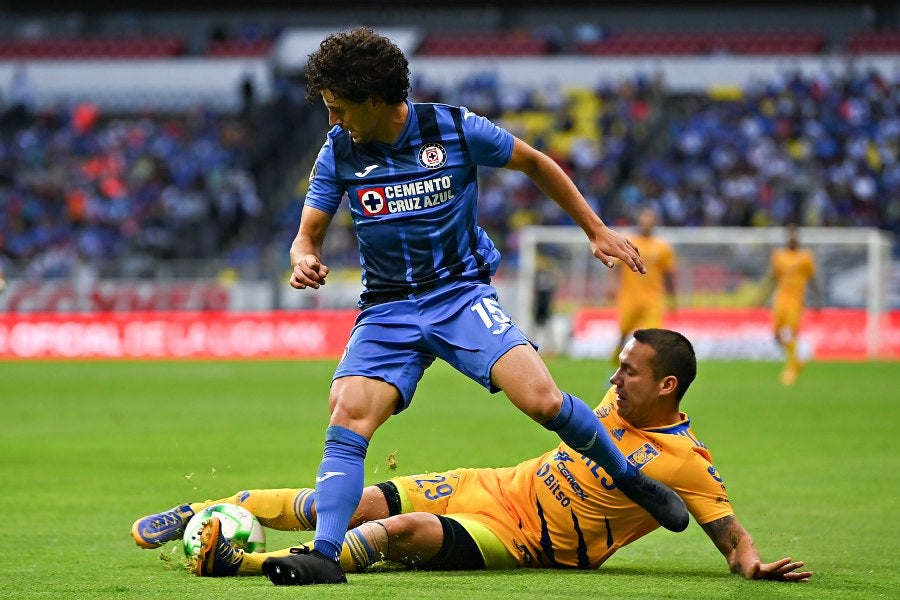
[333,281,533,413]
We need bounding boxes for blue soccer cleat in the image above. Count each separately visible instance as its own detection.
[131,504,194,549]
[194,516,245,577]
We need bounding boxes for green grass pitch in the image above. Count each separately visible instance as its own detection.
[1,357,898,599]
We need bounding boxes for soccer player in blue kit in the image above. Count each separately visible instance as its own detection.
[270,27,688,585]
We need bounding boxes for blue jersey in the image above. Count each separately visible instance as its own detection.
[305,101,514,307]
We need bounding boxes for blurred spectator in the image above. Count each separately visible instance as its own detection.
[1,64,36,132]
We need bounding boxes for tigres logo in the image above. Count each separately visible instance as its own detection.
[627,442,660,469]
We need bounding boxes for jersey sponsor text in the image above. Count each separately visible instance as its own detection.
[358,175,454,216]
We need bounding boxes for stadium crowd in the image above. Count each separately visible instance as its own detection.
[450,68,900,263]
[0,68,316,280]
[0,66,897,280]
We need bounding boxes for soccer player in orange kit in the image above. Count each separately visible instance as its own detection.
[133,328,810,584]
[610,208,676,364]
[759,225,821,385]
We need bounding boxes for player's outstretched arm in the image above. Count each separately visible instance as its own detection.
[504,137,645,273]
[289,205,332,289]
[701,515,812,582]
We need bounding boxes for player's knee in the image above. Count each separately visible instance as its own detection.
[356,485,392,521]
[525,386,563,423]
[382,513,440,543]
[492,345,562,422]
[381,514,415,540]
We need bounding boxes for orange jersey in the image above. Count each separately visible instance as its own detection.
[771,248,815,305]
[395,388,733,569]
[616,235,676,307]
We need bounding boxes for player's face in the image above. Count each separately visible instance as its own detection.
[321,90,380,143]
[609,339,667,428]
[787,230,799,250]
[638,209,656,236]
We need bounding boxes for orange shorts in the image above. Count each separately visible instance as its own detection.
[773,297,804,332]
[617,299,664,334]
[390,468,524,568]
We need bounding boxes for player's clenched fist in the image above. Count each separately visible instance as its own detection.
[290,254,329,289]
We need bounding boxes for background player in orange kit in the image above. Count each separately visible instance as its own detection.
[610,208,677,363]
[759,224,821,385]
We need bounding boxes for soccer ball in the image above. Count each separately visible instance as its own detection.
[182,503,266,557]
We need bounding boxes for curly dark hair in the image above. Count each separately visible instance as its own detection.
[305,27,410,105]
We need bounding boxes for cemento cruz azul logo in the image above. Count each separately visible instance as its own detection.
[357,175,453,217]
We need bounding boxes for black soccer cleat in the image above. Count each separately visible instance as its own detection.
[262,546,347,586]
[615,469,690,532]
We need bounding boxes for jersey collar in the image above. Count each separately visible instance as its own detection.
[644,413,691,434]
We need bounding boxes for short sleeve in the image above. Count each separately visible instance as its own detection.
[303,136,344,215]
[459,106,514,167]
[672,448,735,525]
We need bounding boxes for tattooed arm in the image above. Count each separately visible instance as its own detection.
[701,515,812,582]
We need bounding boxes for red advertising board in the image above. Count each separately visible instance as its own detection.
[571,307,900,360]
[0,311,358,359]
[2,308,897,360]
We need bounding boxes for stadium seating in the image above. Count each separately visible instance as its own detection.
[0,37,185,59]
[417,32,551,56]
[707,31,826,54]
[846,30,900,53]
[205,39,275,58]
[574,33,709,56]
[573,31,826,56]
[0,28,879,61]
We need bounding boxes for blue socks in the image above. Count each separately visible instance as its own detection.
[544,392,631,479]
[312,425,369,561]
